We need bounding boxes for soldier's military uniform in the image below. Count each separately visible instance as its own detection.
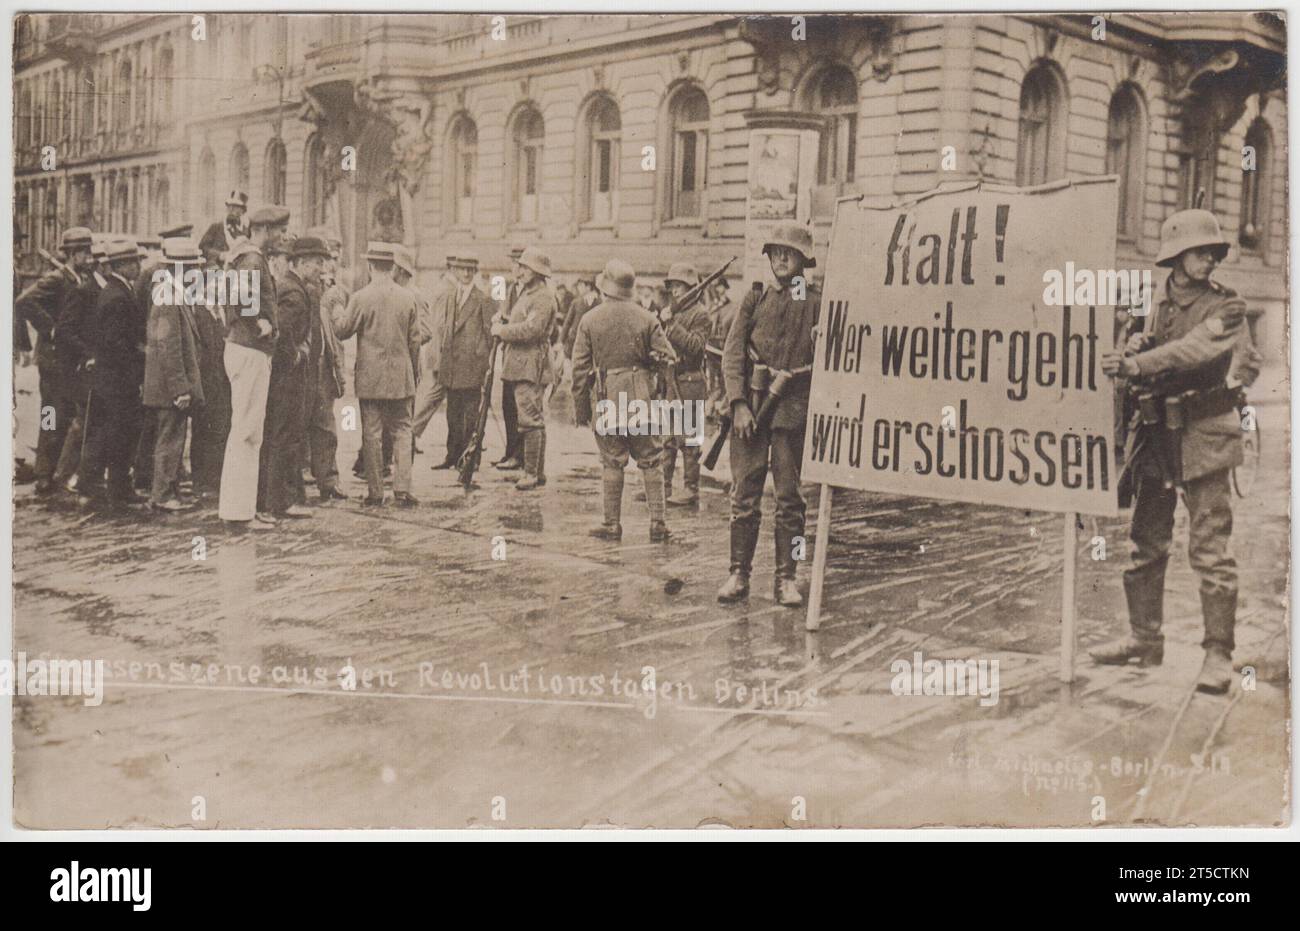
[15,227,94,493]
[1094,209,1260,694]
[495,247,557,490]
[661,262,712,507]
[494,245,527,469]
[705,285,737,428]
[720,225,820,606]
[199,191,249,267]
[572,259,676,542]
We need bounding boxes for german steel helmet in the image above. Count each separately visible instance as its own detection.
[1155,209,1230,268]
[762,223,816,267]
[663,262,699,287]
[597,258,635,301]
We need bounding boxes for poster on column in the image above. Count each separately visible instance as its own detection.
[802,179,1122,517]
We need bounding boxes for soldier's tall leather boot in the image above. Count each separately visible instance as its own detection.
[515,432,543,490]
[717,520,758,603]
[773,528,802,608]
[662,447,676,501]
[1196,589,1237,694]
[1092,571,1165,666]
[590,468,623,541]
[667,447,700,507]
[644,463,670,542]
[535,429,547,487]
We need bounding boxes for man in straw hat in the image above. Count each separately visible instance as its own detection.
[142,237,206,511]
[491,246,558,490]
[1096,208,1260,695]
[718,223,820,607]
[218,204,288,530]
[571,259,676,542]
[437,255,496,471]
[331,242,423,508]
[76,238,147,509]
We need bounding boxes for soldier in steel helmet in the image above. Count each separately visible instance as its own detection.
[718,224,820,607]
[1096,208,1261,694]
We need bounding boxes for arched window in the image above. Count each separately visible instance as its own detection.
[448,115,478,227]
[510,106,544,225]
[1240,118,1272,252]
[1106,84,1146,238]
[580,96,620,224]
[305,133,335,228]
[230,142,250,195]
[156,46,174,125]
[1016,63,1067,187]
[197,148,216,219]
[264,137,287,204]
[667,85,709,220]
[813,66,858,186]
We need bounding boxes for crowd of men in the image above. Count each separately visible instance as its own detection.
[12,193,1262,691]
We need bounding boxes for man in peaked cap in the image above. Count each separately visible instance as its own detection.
[332,241,423,507]
[572,259,676,543]
[76,238,147,508]
[142,238,206,511]
[1095,208,1261,695]
[491,246,558,490]
[200,190,249,266]
[218,203,287,530]
[257,235,330,520]
[15,226,96,494]
[718,223,820,608]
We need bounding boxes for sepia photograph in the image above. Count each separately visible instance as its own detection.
[5,7,1292,837]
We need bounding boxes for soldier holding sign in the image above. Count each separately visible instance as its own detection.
[1096,209,1260,695]
[718,225,820,607]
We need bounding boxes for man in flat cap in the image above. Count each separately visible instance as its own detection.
[332,242,423,507]
[218,204,287,530]
[438,256,497,471]
[16,226,96,495]
[76,238,147,508]
[492,247,558,490]
[719,224,820,608]
[142,238,205,511]
[257,235,328,520]
[200,191,249,267]
[493,244,528,470]
[572,259,676,542]
[303,230,348,501]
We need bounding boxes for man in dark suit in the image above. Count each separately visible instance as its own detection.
[199,191,249,267]
[142,237,206,511]
[15,226,95,495]
[77,239,147,508]
[257,236,329,519]
[437,256,496,470]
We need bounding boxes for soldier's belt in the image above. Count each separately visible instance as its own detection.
[601,366,646,376]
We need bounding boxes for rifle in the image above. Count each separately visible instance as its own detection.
[457,337,502,488]
[660,256,736,408]
[702,279,761,471]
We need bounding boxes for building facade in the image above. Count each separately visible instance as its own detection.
[14,12,1288,356]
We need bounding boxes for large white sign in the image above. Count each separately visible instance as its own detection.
[802,179,1120,517]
